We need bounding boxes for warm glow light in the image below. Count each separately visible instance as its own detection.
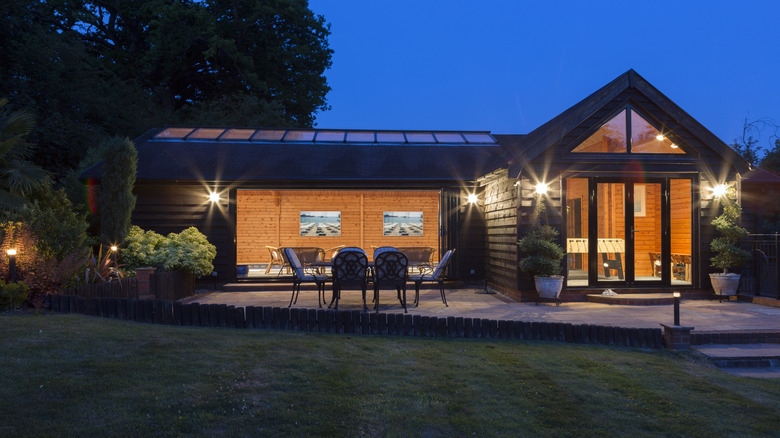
[656,134,664,141]
[209,192,220,203]
[467,193,478,204]
[110,246,118,252]
[670,143,678,148]
[673,292,681,298]
[711,184,729,198]
[534,182,549,195]
[7,249,17,256]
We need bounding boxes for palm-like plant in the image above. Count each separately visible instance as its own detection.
[0,98,50,210]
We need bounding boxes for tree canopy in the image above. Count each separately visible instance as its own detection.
[0,0,332,176]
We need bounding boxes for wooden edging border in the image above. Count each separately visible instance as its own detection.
[46,294,664,349]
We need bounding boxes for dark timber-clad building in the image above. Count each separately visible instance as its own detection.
[83,70,775,300]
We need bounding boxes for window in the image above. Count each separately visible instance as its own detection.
[572,109,686,154]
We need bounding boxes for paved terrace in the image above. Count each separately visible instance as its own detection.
[188,287,780,332]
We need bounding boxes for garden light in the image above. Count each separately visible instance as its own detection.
[673,292,681,325]
[7,248,17,283]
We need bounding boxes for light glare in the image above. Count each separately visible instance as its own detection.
[209,192,220,203]
[711,184,728,198]
[535,182,549,195]
[467,193,478,204]
[7,249,17,256]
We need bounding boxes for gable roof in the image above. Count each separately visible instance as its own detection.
[82,128,503,184]
[503,69,750,176]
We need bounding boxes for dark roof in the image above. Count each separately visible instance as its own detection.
[83,128,503,183]
[503,69,750,176]
[743,167,780,184]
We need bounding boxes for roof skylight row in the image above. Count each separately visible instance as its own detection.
[154,128,496,144]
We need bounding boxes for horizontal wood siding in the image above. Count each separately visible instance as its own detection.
[236,190,440,263]
[483,172,519,290]
[132,184,232,281]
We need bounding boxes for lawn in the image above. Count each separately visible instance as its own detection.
[1,314,779,437]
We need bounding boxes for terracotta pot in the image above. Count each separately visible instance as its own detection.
[534,275,564,299]
[709,273,741,296]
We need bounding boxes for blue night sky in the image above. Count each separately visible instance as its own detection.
[309,0,780,150]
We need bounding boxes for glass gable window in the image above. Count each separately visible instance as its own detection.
[572,109,686,154]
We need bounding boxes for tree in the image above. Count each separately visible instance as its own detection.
[730,118,779,167]
[1,0,333,176]
[99,137,137,246]
[0,98,50,211]
[760,139,780,175]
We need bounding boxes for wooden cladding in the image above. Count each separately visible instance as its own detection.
[236,190,440,264]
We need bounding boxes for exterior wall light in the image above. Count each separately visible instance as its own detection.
[209,192,220,203]
[711,184,729,198]
[535,182,549,195]
[656,134,664,141]
[467,193,478,204]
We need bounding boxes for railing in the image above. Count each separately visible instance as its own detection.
[741,234,780,299]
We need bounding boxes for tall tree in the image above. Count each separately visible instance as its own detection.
[1,0,332,176]
[98,137,137,246]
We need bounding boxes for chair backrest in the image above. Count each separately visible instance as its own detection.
[266,245,282,262]
[283,248,306,279]
[374,251,408,286]
[372,246,397,260]
[332,249,369,285]
[430,249,455,279]
[339,246,365,254]
[397,247,434,265]
[324,245,346,261]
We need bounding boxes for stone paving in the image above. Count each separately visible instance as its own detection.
[188,287,780,332]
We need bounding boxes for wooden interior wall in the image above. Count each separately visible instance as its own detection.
[566,178,589,271]
[236,190,440,264]
[670,179,692,256]
[633,184,661,276]
[483,172,518,290]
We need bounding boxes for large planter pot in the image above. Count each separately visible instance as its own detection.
[710,273,741,296]
[534,275,564,299]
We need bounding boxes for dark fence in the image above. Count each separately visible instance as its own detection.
[61,271,194,301]
[46,294,664,349]
[741,234,780,299]
[62,277,138,299]
[150,270,194,301]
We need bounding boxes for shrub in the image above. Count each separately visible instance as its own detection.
[0,279,30,310]
[122,225,216,277]
[99,137,137,245]
[710,203,751,273]
[518,225,565,277]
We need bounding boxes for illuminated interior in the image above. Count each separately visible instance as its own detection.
[572,109,686,154]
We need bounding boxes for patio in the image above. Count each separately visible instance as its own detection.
[187,287,780,332]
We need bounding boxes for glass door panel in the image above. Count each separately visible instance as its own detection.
[670,179,693,285]
[596,183,626,283]
[633,183,663,282]
[566,178,589,287]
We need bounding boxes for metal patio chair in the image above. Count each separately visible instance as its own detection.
[284,248,328,308]
[373,250,408,313]
[408,249,455,307]
[330,248,369,311]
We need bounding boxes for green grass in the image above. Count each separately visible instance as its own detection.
[1,314,779,437]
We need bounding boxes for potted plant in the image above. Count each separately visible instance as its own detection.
[709,203,751,297]
[518,225,565,299]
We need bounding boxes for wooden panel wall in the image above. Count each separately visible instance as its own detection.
[236,190,440,264]
[633,183,661,277]
[670,179,692,256]
[483,173,518,289]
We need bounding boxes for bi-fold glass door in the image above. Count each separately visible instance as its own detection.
[565,177,692,287]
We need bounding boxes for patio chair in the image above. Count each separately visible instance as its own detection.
[408,249,455,307]
[373,250,408,313]
[323,245,346,262]
[397,247,435,274]
[284,248,328,308]
[265,245,286,275]
[330,248,369,311]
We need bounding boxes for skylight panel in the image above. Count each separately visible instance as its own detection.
[314,131,346,142]
[405,132,436,143]
[346,131,376,142]
[187,128,225,140]
[220,129,256,140]
[462,133,496,144]
[251,130,286,141]
[376,132,406,143]
[155,128,194,139]
[282,130,316,142]
[433,132,466,143]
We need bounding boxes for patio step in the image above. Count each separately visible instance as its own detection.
[691,329,780,345]
[693,344,780,377]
